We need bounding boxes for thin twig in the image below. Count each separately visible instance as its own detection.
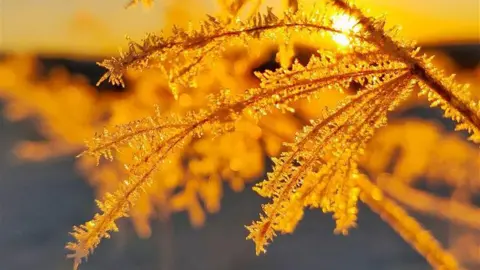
[357,175,460,269]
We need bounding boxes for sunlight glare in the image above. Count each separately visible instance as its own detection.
[331,14,361,46]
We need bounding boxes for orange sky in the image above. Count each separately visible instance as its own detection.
[1,0,479,57]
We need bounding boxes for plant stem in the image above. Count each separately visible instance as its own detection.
[357,175,460,269]
[331,0,480,132]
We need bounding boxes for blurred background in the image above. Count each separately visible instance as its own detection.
[0,1,479,269]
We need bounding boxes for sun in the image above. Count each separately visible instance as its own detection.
[331,14,361,46]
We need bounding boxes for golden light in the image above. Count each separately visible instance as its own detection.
[331,14,361,46]
[3,0,478,56]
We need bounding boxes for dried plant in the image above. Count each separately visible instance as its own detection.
[0,0,478,269]
[62,0,480,269]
